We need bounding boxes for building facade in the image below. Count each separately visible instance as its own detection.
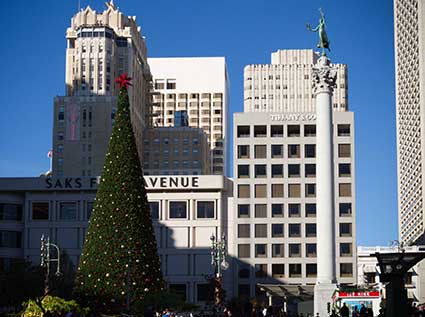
[148,57,230,176]
[53,2,153,176]
[244,49,348,113]
[229,111,357,298]
[0,175,233,303]
[394,0,425,245]
[143,127,210,175]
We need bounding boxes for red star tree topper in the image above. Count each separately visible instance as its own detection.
[115,73,132,89]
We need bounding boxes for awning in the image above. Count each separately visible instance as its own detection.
[257,284,315,301]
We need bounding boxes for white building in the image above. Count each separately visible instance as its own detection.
[394,0,425,245]
[148,57,230,176]
[243,49,348,113]
[0,175,233,304]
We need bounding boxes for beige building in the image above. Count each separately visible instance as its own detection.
[244,49,348,113]
[143,127,210,175]
[229,110,356,300]
[148,57,229,176]
[53,2,152,176]
[394,0,425,245]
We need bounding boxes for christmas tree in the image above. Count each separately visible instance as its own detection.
[74,74,164,313]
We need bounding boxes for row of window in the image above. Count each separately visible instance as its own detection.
[237,202,352,218]
[237,124,351,138]
[144,138,200,146]
[0,231,22,248]
[168,283,214,302]
[144,160,201,169]
[237,183,352,198]
[237,143,351,159]
[149,201,215,220]
[145,149,202,157]
[237,163,351,178]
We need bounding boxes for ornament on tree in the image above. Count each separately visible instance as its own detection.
[115,73,132,89]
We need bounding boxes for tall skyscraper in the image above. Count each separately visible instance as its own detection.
[52,2,152,176]
[244,49,348,113]
[394,0,425,245]
[148,57,230,176]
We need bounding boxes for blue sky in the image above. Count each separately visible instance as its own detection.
[0,0,396,246]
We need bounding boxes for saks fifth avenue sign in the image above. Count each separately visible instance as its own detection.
[43,176,221,190]
[270,113,316,121]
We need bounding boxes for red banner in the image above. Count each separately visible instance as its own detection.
[338,291,380,298]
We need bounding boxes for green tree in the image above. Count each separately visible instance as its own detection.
[74,74,164,313]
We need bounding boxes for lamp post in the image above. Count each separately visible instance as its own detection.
[40,234,61,294]
[210,234,228,311]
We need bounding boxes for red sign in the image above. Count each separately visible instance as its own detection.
[338,291,380,298]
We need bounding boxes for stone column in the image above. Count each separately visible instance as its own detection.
[313,55,338,316]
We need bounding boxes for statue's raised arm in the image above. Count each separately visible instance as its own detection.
[307,8,330,55]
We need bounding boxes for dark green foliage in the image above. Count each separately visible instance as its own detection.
[74,87,164,312]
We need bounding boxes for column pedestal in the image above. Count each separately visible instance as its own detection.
[314,283,337,316]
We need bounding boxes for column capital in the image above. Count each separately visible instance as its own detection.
[312,56,337,95]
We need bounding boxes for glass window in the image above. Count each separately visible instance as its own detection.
[288,145,300,158]
[304,125,316,136]
[255,204,267,218]
[337,124,350,136]
[255,185,267,198]
[271,125,283,137]
[305,224,316,237]
[238,244,250,258]
[237,126,250,138]
[271,184,284,198]
[340,263,353,277]
[255,165,267,178]
[197,201,214,218]
[238,204,250,218]
[339,183,352,197]
[289,264,302,277]
[288,125,300,137]
[272,224,284,237]
[289,224,301,237]
[32,202,49,220]
[255,264,268,278]
[272,244,284,257]
[271,164,283,178]
[169,284,187,302]
[238,145,249,159]
[255,244,267,257]
[305,164,316,177]
[169,201,187,219]
[306,264,317,277]
[254,125,267,137]
[340,223,352,237]
[288,204,300,217]
[272,204,284,217]
[271,145,283,158]
[339,203,352,217]
[197,284,212,301]
[0,231,22,248]
[238,224,250,238]
[339,164,351,177]
[288,184,301,198]
[305,144,316,158]
[255,224,267,238]
[238,264,250,278]
[149,202,159,220]
[255,145,267,158]
[272,264,285,277]
[59,202,77,220]
[238,284,251,297]
[306,204,316,217]
[238,185,250,198]
[340,243,352,257]
[289,244,301,257]
[305,184,316,197]
[306,243,317,257]
[338,144,351,157]
[87,202,94,220]
[238,165,250,178]
[288,164,300,178]
[0,204,23,221]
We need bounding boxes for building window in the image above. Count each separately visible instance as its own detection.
[305,224,316,237]
[238,204,250,218]
[149,202,159,220]
[255,244,267,257]
[237,126,250,138]
[169,201,187,219]
[255,264,268,278]
[238,244,250,258]
[339,164,351,177]
[288,164,300,178]
[255,224,267,238]
[238,165,250,178]
[238,264,250,278]
[305,144,316,158]
[254,125,267,137]
[271,164,283,178]
[238,284,251,297]
[272,204,284,217]
[288,125,300,137]
[289,244,301,258]
[288,204,300,217]
[288,145,300,158]
[57,132,64,141]
[305,164,316,177]
[340,223,352,237]
[272,224,284,237]
[340,263,353,277]
[306,264,317,277]
[306,243,317,257]
[0,204,23,221]
[58,106,65,121]
[59,202,77,221]
[340,243,352,257]
[289,264,302,277]
[169,284,187,302]
[339,203,352,217]
[337,124,350,136]
[271,145,283,158]
[255,145,267,158]
[238,224,250,238]
[32,202,49,220]
[238,145,249,159]
[271,125,284,137]
[306,204,316,217]
[272,244,284,257]
[166,79,176,89]
[0,231,22,248]
[238,185,250,198]
[197,283,212,302]
[304,125,316,136]
[272,264,285,277]
[255,184,267,198]
[339,183,352,197]
[338,144,351,157]
[197,201,214,218]
[288,184,301,198]
[289,224,301,237]
[271,184,284,198]
[305,184,316,197]
[255,165,267,178]
[255,204,267,218]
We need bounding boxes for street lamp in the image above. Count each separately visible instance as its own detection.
[40,234,61,294]
[210,234,229,310]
